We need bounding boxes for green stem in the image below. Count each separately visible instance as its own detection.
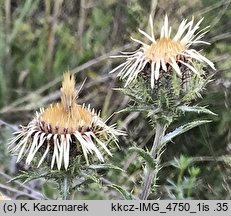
[139,123,166,200]
[62,176,69,200]
[187,176,194,198]
[176,167,185,199]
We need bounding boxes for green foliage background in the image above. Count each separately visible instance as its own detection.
[0,0,230,199]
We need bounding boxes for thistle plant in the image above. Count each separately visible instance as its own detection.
[9,72,124,199]
[110,15,216,199]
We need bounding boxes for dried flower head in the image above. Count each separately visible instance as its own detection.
[9,72,123,170]
[110,15,215,88]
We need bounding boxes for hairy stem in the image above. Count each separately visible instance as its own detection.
[62,176,69,200]
[139,123,166,200]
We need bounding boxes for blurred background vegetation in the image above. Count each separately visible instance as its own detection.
[0,0,230,199]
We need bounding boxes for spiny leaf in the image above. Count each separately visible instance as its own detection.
[81,174,100,185]
[116,87,144,103]
[116,106,159,114]
[129,147,156,169]
[108,184,133,200]
[88,164,124,172]
[161,120,212,145]
[9,171,48,184]
[178,105,217,116]
[8,171,29,183]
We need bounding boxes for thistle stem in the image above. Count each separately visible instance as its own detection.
[62,176,69,200]
[139,123,166,200]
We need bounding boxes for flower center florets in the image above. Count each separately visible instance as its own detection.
[39,103,93,134]
[144,37,185,63]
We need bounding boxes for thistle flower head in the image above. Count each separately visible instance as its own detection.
[0,194,10,200]
[9,72,123,170]
[110,15,215,89]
